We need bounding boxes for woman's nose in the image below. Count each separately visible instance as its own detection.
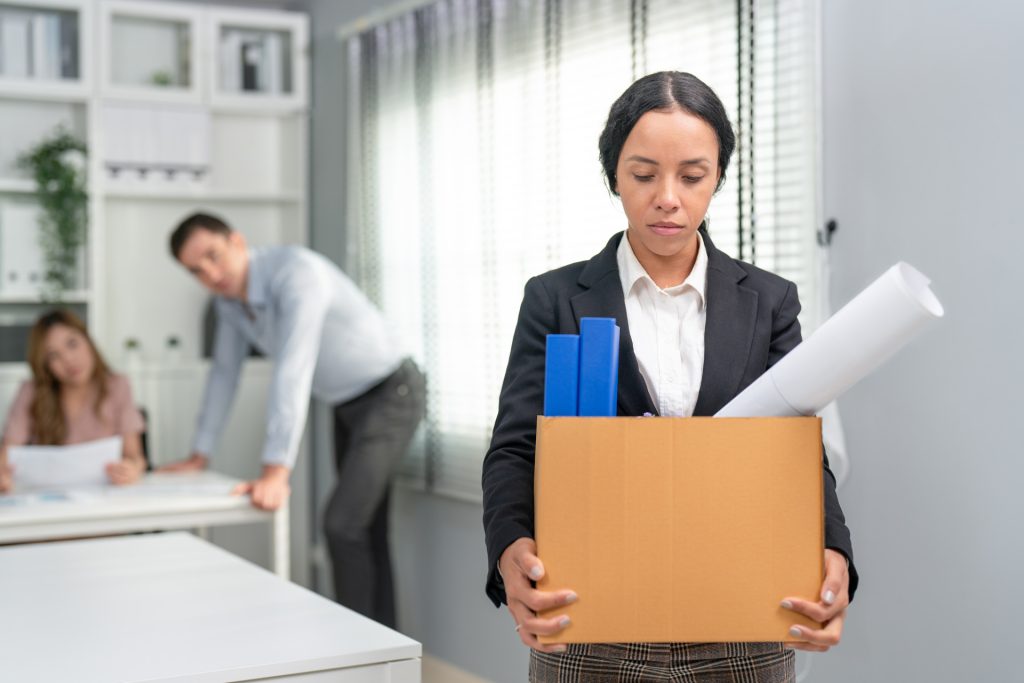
[655,179,681,212]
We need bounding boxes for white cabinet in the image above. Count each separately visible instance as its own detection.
[0,0,91,100]
[99,0,203,103]
[208,6,308,112]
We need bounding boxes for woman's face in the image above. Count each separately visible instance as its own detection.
[43,324,96,388]
[615,107,720,264]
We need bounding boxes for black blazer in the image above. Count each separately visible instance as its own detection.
[482,229,858,607]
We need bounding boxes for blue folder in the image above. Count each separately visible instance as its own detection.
[544,334,580,416]
[578,317,620,417]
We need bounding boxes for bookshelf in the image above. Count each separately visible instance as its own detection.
[0,0,311,581]
[0,0,309,365]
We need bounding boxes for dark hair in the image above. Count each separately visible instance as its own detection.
[169,212,233,259]
[598,71,736,195]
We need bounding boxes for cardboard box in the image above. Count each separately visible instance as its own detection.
[535,416,824,643]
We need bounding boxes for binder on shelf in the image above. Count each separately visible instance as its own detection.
[59,12,77,79]
[578,317,620,417]
[544,334,580,417]
[241,39,260,91]
[1,10,32,79]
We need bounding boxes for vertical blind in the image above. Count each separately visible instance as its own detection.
[342,0,821,501]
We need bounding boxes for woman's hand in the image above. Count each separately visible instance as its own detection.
[106,457,145,485]
[499,537,577,653]
[0,462,12,493]
[781,548,850,652]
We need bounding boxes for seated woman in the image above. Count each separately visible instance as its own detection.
[0,309,146,492]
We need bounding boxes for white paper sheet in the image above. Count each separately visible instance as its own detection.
[8,436,123,490]
[716,262,944,417]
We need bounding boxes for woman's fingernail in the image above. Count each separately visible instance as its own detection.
[823,590,835,605]
[789,626,802,638]
[564,592,578,605]
[529,566,543,580]
[553,645,567,653]
[558,616,571,628]
[780,599,793,609]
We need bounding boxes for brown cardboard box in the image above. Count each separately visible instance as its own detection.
[535,416,823,643]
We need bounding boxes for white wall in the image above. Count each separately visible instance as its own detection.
[815,1,1023,681]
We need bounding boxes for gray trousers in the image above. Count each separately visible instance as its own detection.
[531,642,795,682]
[324,358,426,628]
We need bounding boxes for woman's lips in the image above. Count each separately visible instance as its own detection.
[649,223,685,236]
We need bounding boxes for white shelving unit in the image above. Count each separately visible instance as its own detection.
[0,1,311,580]
[0,0,309,365]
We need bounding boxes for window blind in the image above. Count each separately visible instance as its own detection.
[342,0,822,501]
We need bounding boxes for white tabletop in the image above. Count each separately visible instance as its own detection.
[0,532,421,682]
[0,470,291,578]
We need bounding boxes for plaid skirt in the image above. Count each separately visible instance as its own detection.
[530,642,794,682]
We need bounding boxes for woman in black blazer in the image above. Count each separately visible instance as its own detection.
[482,72,856,682]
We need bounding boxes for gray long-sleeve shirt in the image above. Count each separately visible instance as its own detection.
[192,245,404,468]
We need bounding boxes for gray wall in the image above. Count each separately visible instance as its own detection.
[302,0,1024,681]
[816,1,1023,681]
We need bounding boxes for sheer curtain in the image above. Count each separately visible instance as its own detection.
[342,0,820,500]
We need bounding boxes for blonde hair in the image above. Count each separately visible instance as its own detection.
[26,309,113,445]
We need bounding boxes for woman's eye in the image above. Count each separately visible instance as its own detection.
[633,174,654,182]
[683,175,705,184]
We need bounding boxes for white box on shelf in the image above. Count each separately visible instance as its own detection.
[102,101,210,189]
[0,1,90,100]
[0,204,45,297]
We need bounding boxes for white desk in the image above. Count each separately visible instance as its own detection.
[0,471,290,578]
[0,533,421,682]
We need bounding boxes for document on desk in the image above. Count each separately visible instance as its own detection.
[7,436,122,489]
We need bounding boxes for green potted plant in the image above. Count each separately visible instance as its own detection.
[17,128,88,300]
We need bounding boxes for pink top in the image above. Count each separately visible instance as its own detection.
[2,374,145,446]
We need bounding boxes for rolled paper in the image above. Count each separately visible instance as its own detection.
[716,262,943,417]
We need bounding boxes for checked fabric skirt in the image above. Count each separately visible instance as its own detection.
[530,642,795,682]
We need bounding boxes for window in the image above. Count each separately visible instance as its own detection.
[341,0,821,500]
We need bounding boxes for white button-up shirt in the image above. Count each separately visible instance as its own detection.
[616,232,708,417]
[193,246,404,468]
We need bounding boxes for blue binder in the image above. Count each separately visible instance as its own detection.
[544,334,580,416]
[578,317,620,417]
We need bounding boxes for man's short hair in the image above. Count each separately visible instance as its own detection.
[170,212,233,260]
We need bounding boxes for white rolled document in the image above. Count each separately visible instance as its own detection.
[716,262,943,417]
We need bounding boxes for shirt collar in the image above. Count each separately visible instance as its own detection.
[244,247,268,307]
[616,230,708,309]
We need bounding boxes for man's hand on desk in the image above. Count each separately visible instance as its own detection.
[232,464,291,510]
[157,452,209,473]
